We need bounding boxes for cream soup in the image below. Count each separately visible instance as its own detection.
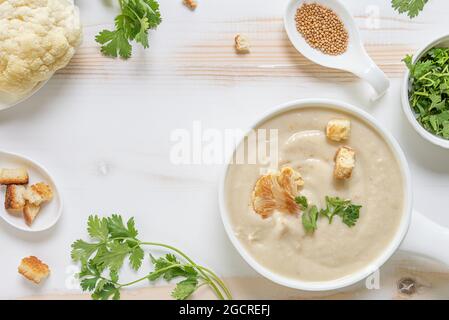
[224,107,404,282]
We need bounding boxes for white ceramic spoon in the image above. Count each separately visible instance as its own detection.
[284,0,390,99]
[0,150,62,232]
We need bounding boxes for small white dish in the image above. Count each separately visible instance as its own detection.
[284,0,390,99]
[0,150,62,232]
[0,80,49,111]
[401,33,449,149]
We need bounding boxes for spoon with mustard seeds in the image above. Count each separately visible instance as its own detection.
[284,0,389,99]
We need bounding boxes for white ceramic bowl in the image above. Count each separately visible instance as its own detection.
[0,150,63,232]
[401,34,449,149]
[219,99,413,291]
[0,80,49,111]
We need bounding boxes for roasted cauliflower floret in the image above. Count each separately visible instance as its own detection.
[0,0,82,94]
[252,167,304,218]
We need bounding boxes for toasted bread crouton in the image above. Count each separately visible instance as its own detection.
[18,256,50,284]
[235,34,250,54]
[326,119,351,142]
[5,185,26,211]
[334,146,355,180]
[23,203,41,226]
[183,0,197,10]
[24,182,53,206]
[0,168,29,185]
[21,183,53,226]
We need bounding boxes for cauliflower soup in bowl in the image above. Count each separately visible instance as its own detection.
[219,99,412,291]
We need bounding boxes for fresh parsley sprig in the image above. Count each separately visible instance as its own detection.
[295,196,319,233]
[96,0,162,59]
[71,215,232,300]
[295,196,362,233]
[392,0,429,18]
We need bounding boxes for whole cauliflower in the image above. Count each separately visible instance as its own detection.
[0,0,82,95]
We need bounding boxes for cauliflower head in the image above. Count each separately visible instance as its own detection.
[0,0,82,94]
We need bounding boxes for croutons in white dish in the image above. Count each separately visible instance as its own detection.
[0,150,62,232]
[5,181,53,226]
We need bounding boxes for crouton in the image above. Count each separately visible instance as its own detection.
[326,119,351,142]
[334,146,355,180]
[24,182,53,206]
[23,203,41,226]
[0,168,29,185]
[20,182,53,225]
[18,256,50,284]
[235,34,250,54]
[5,185,26,211]
[183,0,197,10]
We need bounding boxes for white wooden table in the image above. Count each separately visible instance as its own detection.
[1,0,449,299]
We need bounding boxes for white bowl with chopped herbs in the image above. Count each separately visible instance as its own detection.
[402,34,449,149]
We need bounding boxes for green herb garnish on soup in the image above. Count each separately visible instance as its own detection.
[295,196,362,233]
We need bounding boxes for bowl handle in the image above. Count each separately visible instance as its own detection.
[400,210,449,266]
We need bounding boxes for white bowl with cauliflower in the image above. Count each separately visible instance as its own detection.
[0,0,82,110]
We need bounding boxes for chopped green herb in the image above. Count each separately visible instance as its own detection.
[71,214,231,300]
[296,195,362,232]
[295,196,308,210]
[404,48,449,139]
[320,196,362,227]
[302,205,319,233]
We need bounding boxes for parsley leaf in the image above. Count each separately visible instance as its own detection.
[302,205,319,233]
[87,215,109,242]
[94,240,131,272]
[295,196,308,210]
[129,246,145,270]
[71,239,99,262]
[404,48,449,140]
[107,214,138,239]
[149,254,198,281]
[96,29,132,59]
[96,0,162,59]
[172,277,199,300]
[92,283,121,300]
[149,254,200,300]
[392,0,429,18]
[320,196,361,227]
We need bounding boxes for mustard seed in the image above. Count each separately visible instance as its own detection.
[295,3,349,56]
